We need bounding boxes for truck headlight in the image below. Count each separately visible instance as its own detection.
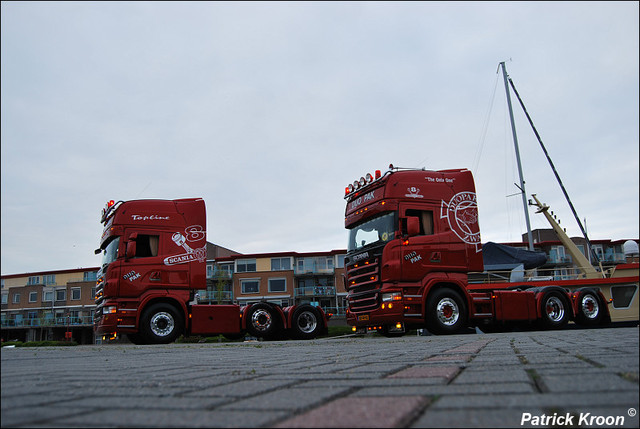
[382,292,402,302]
[103,306,117,315]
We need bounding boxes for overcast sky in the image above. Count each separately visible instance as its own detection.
[2,1,638,275]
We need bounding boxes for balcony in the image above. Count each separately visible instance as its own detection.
[294,258,335,275]
[196,290,234,302]
[294,286,336,297]
[1,315,94,328]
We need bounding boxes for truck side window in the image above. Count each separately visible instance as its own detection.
[405,210,434,235]
[135,235,159,258]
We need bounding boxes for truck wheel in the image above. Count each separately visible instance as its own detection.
[140,303,183,344]
[246,303,278,339]
[575,291,602,326]
[291,306,322,340]
[426,288,467,335]
[539,291,569,330]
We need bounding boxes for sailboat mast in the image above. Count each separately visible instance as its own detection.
[500,61,535,251]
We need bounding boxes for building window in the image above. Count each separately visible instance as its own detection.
[591,244,604,261]
[206,264,215,279]
[83,271,97,282]
[12,293,20,304]
[43,290,54,302]
[55,289,66,301]
[241,279,259,294]
[237,259,256,273]
[1,294,7,305]
[29,291,38,303]
[271,258,291,271]
[215,263,234,278]
[71,288,81,300]
[43,274,56,285]
[28,276,40,285]
[268,278,286,293]
[337,254,345,268]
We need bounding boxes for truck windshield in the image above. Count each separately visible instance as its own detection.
[348,212,396,252]
[100,237,120,268]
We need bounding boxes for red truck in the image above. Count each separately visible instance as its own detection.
[94,198,329,344]
[343,166,639,336]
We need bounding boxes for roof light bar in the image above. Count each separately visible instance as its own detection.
[343,168,388,198]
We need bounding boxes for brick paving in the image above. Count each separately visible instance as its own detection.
[1,326,638,428]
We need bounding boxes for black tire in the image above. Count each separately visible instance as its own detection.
[139,303,184,344]
[575,290,603,326]
[425,288,467,335]
[291,305,323,340]
[539,291,569,330]
[246,303,279,339]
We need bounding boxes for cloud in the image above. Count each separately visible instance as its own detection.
[2,1,638,274]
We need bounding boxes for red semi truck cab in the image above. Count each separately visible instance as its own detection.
[344,166,484,335]
[94,198,208,342]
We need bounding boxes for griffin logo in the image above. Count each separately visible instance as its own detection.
[441,191,481,252]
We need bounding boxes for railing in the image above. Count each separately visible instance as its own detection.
[294,286,336,297]
[1,315,94,328]
[467,265,608,284]
[196,290,234,302]
[294,261,335,275]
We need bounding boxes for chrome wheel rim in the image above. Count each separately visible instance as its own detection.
[296,310,318,333]
[251,309,272,333]
[436,298,460,326]
[581,294,599,319]
[150,312,175,337]
[545,296,565,322]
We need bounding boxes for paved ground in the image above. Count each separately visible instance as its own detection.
[1,326,638,428]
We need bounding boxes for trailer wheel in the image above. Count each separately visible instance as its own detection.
[246,303,278,339]
[426,288,467,335]
[140,303,183,344]
[539,291,569,330]
[575,291,602,326]
[291,306,322,340]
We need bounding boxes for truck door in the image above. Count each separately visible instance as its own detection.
[120,230,187,297]
[400,206,440,281]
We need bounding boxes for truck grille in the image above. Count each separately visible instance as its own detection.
[346,258,380,312]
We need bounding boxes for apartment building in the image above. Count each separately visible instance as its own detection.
[1,268,99,344]
[200,250,347,317]
[518,229,637,279]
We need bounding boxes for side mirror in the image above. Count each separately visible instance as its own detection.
[125,233,138,259]
[406,216,420,237]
